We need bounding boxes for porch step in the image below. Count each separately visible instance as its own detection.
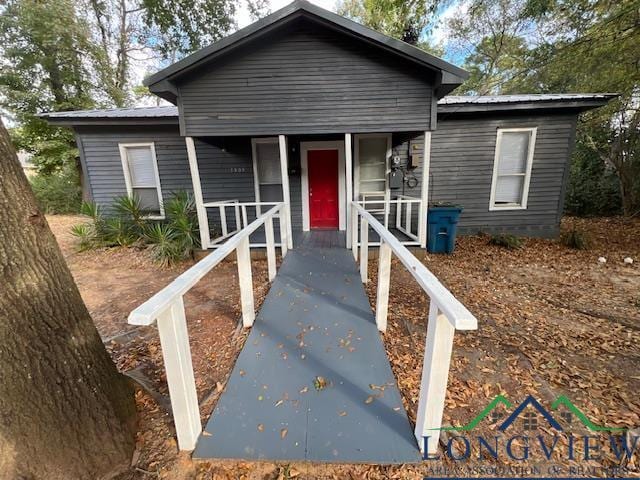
[192,235,422,463]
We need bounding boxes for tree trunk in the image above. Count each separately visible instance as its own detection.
[0,121,137,478]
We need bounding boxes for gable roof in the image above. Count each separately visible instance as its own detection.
[144,0,468,94]
[41,94,616,126]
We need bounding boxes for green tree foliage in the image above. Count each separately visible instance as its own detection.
[0,0,95,173]
[337,0,440,45]
[1,0,252,183]
[447,0,640,215]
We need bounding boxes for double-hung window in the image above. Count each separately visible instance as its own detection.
[489,128,537,210]
[119,143,164,217]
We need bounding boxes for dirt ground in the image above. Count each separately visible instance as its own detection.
[48,215,640,479]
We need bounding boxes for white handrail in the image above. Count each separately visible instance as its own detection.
[129,203,284,325]
[353,203,475,330]
[351,201,477,456]
[127,202,287,451]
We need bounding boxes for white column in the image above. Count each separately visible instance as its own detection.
[419,131,432,248]
[156,297,201,450]
[345,133,353,249]
[414,302,455,455]
[185,137,210,249]
[278,135,293,249]
[375,240,392,332]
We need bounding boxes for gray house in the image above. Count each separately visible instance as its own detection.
[43,0,613,249]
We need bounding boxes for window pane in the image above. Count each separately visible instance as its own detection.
[259,184,283,202]
[360,181,386,193]
[133,187,160,213]
[256,142,281,185]
[495,176,524,204]
[126,147,156,186]
[498,132,530,175]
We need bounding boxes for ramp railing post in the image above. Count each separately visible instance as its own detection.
[414,302,456,455]
[279,206,288,258]
[265,216,277,281]
[360,216,368,283]
[156,297,201,450]
[236,236,255,327]
[375,239,392,332]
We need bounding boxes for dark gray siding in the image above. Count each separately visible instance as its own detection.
[75,126,193,211]
[177,19,434,137]
[429,113,577,237]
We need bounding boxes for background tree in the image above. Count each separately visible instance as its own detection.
[0,119,137,479]
[446,0,640,215]
[337,0,439,45]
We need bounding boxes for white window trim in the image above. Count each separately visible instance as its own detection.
[353,133,392,201]
[489,127,537,211]
[300,140,346,232]
[251,137,280,216]
[118,142,165,219]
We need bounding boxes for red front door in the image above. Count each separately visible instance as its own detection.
[308,149,339,229]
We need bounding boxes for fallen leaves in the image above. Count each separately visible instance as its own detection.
[313,376,327,391]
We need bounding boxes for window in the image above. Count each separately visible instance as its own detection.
[355,134,391,198]
[251,138,283,213]
[119,143,163,217]
[489,128,537,210]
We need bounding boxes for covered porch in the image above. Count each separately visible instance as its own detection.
[184,132,433,252]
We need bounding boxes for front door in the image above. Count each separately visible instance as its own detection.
[307,149,339,229]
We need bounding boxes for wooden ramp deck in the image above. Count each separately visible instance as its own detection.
[193,231,422,463]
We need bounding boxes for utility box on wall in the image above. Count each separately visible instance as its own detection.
[389,169,403,189]
[409,140,422,169]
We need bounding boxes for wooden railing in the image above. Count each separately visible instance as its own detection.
[357,195,422,246]
[127,203,286,451]
[351,202,478,455]
[202,200,286,248]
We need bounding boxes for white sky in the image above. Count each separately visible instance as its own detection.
[235,0,338,28]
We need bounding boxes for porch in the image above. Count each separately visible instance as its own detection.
[184,133,431,252]
[127,201,477,463]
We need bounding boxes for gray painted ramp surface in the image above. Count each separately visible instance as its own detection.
[193,233,422,463]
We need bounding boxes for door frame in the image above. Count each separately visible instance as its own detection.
[300,141,346,232]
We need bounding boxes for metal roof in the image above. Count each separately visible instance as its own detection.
[143,0,469,89]
[439,93,618,104]
[41,94,616,124]
[41,106,179,119]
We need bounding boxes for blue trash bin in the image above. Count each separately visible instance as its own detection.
[427,206,463,253]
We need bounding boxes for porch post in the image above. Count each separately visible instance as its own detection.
[278,135,293,249]
[418,131,432,248]
[185,137,210,249]
[345,133,353,249]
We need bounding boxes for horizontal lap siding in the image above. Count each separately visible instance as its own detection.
[178,21,433,136]
[430,114,577,237]
[76,126,193,212]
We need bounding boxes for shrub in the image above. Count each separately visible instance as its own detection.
[70,191,201,266]
[30,163,82,214]
[489,233,523,250]
[561,228,591,250]
[70,224,95,251]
